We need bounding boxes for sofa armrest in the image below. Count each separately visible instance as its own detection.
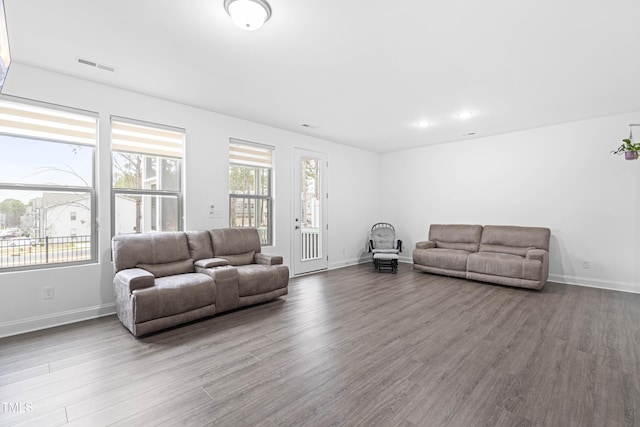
[195,264,238,279]
[415,240,436,250]
[255,252,284,265]
[114,268,154,294]
[194,257,229,268]
[526,249,548,262]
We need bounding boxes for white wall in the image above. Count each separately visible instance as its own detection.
[0,63,381,337]
[381,112,640,293]
[3,62,637,338]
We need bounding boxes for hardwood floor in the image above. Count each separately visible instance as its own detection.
[1,263,640,426]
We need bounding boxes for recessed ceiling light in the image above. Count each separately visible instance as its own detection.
[416,120,430,129]
[457,111,474,120]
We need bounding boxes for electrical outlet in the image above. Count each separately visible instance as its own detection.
[43,287,55,300]
[582,261,591,270]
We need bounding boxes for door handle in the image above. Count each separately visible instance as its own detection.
[295,226,300,230]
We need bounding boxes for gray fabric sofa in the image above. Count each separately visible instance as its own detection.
[413,224,551,290]
[112,228,288,336]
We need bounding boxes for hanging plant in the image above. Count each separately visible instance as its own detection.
[611,138,640,160]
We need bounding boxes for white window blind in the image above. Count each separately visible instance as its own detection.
[230,140,273,168]
[0,99,97,145]
[0,96,97,270]
[111,119,184,158]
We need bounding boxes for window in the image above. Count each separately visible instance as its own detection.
[0,97,97,270]
[70,211,77,221]
[111,117,184,235]
[229,140,273,245]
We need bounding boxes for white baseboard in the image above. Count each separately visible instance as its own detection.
[0,303,116,339]
[329,257,369,270]
[329,255,414,270]
[548,274,639,294]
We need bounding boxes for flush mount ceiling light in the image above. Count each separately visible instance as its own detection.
[416,120,430,129]
[224,0,272,31]
[457,111,474,120]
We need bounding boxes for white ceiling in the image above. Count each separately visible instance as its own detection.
[5,0,640,153]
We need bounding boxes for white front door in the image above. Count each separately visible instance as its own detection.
[293,149,328,275]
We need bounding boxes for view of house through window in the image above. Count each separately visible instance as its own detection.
[0,97,97,270]
[229,140,273,245]
[111,118,184,235]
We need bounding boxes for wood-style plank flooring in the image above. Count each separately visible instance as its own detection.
[1,263,640,426]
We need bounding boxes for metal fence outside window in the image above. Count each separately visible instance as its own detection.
[0,235,92,269]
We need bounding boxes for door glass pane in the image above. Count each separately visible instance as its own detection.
[300,158,321,260]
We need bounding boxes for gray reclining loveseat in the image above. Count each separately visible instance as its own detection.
[112,228,288,336]
[413,224,550,290]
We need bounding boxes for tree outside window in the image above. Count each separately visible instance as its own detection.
[229,140,273,245]
[111,118,184,235]
[0,97,97,270]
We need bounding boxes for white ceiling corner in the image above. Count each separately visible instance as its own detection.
[5,0,640,153]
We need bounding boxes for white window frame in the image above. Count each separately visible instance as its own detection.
[0,95,98,271]
[229,139,274,246]
[111,116,185,236]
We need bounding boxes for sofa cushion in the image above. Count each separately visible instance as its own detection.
[429,224,483,248]
[132,272,215,323]
[210,228,262,257]
[479,244,534,257]
[436,240,479,252]
[481,225,550,251]
[412,248,470,272]
[236,264,289,297]
[218,251,255,266]
[467,252,542,281]
[112,232,191,272]
[137,259,195,278]
[186,231,214,261]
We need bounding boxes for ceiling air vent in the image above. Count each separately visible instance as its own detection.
[96,63,115,72]
[77,58,115,72]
